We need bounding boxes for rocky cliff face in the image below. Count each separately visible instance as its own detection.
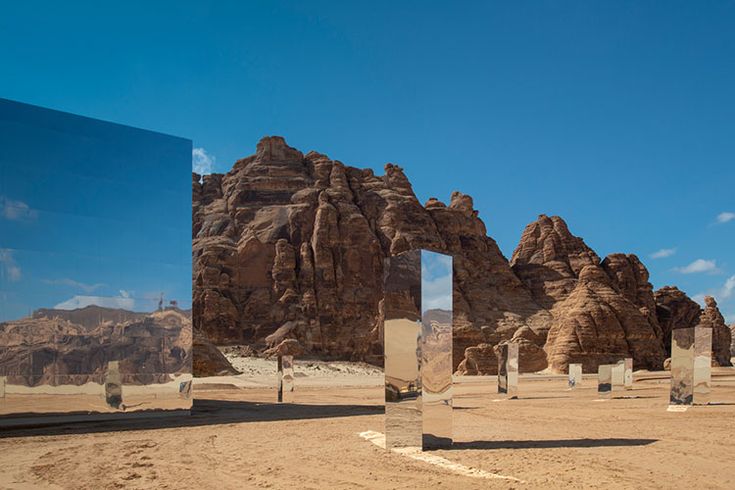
[193,136,550,370]
[696,296,732,366]
[193,137,730,374]
[654,286,703,357]
[510,216,666,372]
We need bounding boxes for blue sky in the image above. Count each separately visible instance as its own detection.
[1,2,733,322]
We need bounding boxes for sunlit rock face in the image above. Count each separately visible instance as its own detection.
[193,137,716,373]
[193,136,550,368]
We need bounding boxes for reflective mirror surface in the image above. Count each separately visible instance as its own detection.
[278,355,294,403]
[612,361,625,391]
[420,250,453,449]
[498,343,519,399]
[670,328,695,405]
[384,249,453,450]
[624,358,633,390]
[598,365,612,398]
[568,363,582,389]
[693,327,712,406]
[0,98,192,425]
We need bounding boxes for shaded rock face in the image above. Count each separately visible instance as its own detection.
[193,329,238,377]
[193,136,550,368]
[511,216,665,373]
[654,286,702,357]
[731,325,735,358]
[696,296,732,367]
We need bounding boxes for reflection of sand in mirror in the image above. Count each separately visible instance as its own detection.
[385,316,422,449]
[385,318,421,390]
[624,358,633,390]
[611,361,625,391]
[278,355,295,403]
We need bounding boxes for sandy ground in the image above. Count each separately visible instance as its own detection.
[1,366,734,489]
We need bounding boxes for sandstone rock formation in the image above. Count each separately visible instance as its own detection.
[193,136,729,374]
[731,324,735,358]
[193,136,550,370]
[696,296,732,367]
[510,216,665,372]
[193,329,239,377]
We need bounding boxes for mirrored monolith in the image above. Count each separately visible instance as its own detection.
[384,249,453,450]
[498,343,519,399]
[104,361,123,409]
[568,363,582,389]
[598,364,612,398]
[624,358,633,390]
[278,355,294,403]
[612,361,625,392]
[670,328,695,405]
[693,327,712,406]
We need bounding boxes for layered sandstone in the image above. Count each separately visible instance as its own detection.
[510,216,665,372]
[193,136,550,370]
[654,286,703,356]
[696,296,732,367]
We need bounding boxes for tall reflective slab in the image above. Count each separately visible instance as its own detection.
[670,328,695,406]
[693,327,712,406]
[598,365,612,398]
[0,98,192,426]
[568,363,583,389]
[611,361,625,392]
[498,343,519,399]
[384,249,453,450]
[624,358,633,390]
[277,355,294,403]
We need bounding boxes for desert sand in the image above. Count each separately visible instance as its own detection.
[1,362,734,489]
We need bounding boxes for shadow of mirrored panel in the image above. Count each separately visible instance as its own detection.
[597,365,612,398]
[498,343,519,399]
[420,250,453,449]
[278,355,294,403]
[0,98,192,425]
[670,328,695,406]
[568,363,582,389]
[384,250,422,449]
[693,327,712,406]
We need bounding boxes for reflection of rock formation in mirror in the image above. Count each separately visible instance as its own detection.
[278,355,294,403]
[0,307,193,419]
[497,343,519,399]
[670,328,695,406]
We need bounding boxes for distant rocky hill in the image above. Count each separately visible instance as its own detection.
[193,136,732,373]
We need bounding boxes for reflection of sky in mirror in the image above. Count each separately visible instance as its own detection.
[421,250,452,313]
[0,99,191,321]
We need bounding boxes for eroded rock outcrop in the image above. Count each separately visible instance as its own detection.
[696,296,732,367]
[654,286,703,357]
[193,136,551,369]
[511,215,665,373]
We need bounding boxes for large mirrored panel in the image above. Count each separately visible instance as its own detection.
[598,365,612,398]
[278,355,294,403]
[0,98,192,425]
[611,361,625,392]
[498,343,519,399]
[670,328,695,406]
[624,358,633,390]
[693,327,712,406]
[568,363,582,389]
[420,250,453,449]
[384,250,422,449]
[384,249,453,450]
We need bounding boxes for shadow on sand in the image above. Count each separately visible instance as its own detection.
[448,438,657,450]
[0,399,384,439]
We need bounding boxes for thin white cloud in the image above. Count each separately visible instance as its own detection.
[54,293,135,311]
[692,293,706,307]
[42,278,106,293]
[0,196,38,222]
[192,147,215,176]
[674,259,720,275]
[721,275,735,300]
[650,248,676,259]
[0,249,21,282]
[716,212,735,224]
